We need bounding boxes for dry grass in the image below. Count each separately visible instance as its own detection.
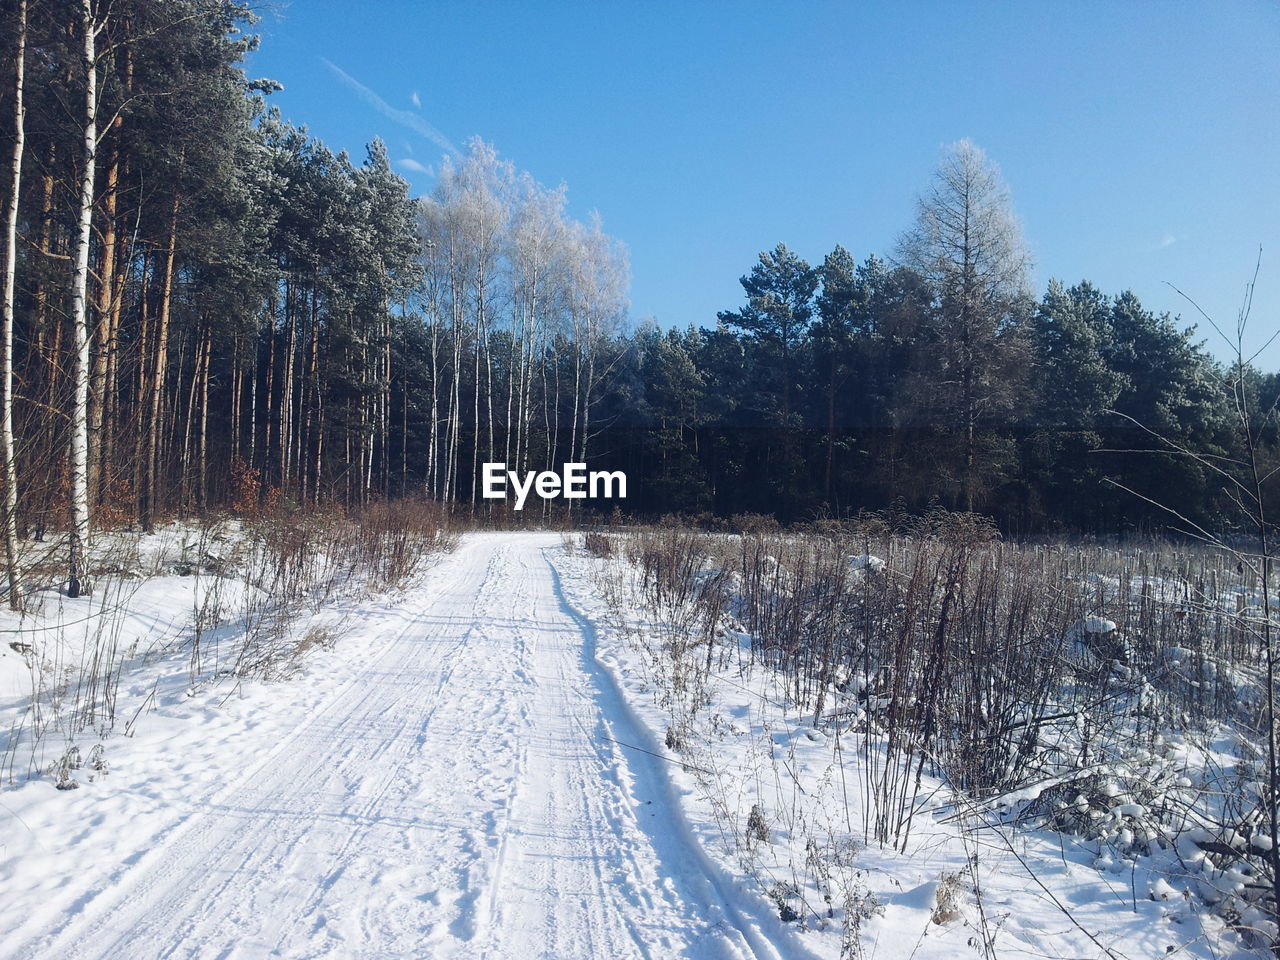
[2,499,458,785]
[597,510,1280,947]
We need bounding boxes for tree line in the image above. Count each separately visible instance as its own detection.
[1,1,1272,607]
[591,141,1266,535]
[0,0,631,603]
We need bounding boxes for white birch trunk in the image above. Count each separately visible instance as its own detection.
[67,0,98,596]
[1,0,26,607]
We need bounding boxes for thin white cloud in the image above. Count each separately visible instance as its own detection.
[411,91,421,108]
[1145,233,1178,252]
[321,58,459,157]
[398,157,432,175]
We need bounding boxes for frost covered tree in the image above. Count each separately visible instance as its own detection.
[507,174,568,475]
[411,140,629,507]
[898,139,1033,511]
[566,214,629,467]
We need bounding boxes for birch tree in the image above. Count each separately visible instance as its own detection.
[509,177,567,473]
[1,0,27,607]
[66,0,101,595]
[566,215,628,465]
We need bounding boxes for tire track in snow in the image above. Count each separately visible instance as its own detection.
[6,533,814,960]
[537,546,816,960]
[8,538,498,960]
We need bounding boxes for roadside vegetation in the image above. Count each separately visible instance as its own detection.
[580,513,1280,956]
[0,500,454,787]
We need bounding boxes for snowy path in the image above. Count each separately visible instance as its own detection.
[7,533,790,960]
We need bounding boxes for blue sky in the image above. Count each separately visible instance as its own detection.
[247,1,1280,368]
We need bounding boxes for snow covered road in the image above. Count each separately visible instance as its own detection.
[6,533,794,960]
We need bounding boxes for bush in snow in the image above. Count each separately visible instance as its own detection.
[930,871,966,925]
[746,802,770,844]
[582,531,614,558]
[48,744,80,790]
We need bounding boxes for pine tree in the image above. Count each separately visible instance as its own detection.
[812,245,864,506]
[637,325,707,511]
[717,242,817,429]
[1026,280,1127,528]
[1100,290,1230,529]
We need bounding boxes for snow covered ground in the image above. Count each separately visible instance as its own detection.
[0,530,1263,958]
[557,535,1265,959]
[0,532,814,959]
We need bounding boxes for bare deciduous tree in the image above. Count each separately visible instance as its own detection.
[898,138,1033,511]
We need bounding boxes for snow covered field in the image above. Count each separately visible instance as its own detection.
[566,528,1274,959]
[0,530,1267,958]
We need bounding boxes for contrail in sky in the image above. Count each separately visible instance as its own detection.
[321,58,460,158]
[398,157,432,175]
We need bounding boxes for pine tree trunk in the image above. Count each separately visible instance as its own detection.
[248,330,258,470]
[197,322,210,510]
[98,45,132,510]
[401,351,408,490]
[88,135,120,506]
[180,332,200,513]
[824,375,836,507]
[98,228,125,509]
[29,130,57,536]
[302,288,319,504]
[132,252,153,513]
[280,281,295,492]
[230,336,242,463]
[360,345,372,503]
[29,149,52,374]
[312,401,324,506]
[142,188,180,532]
[383,320,391,498]
[29,149,55,485]
[262,294,276,489]
[293,288,309,503]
